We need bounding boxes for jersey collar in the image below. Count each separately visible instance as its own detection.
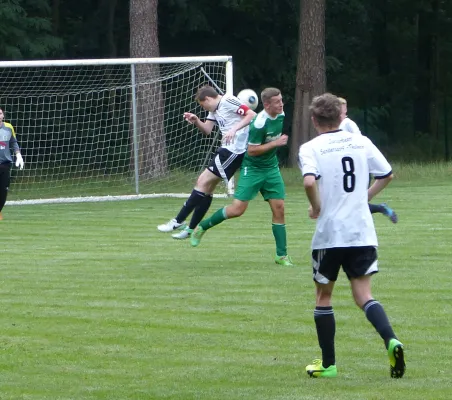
[321,129,342,135]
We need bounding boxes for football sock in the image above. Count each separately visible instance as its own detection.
[199,207,228,230]
[363,299,397,349]
[368,203,384,214]
[175,189,207,223]
[189,194,213,229]
[314,306,336,368]
[272,223,287,256]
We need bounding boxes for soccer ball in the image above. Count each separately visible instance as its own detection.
[237,89,259,111]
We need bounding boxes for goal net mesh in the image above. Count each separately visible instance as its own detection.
[0,58,229,203]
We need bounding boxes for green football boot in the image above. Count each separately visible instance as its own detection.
[388,338,405,378]
[190,226,206,247]
[275,255,294,266]
[306,359,337,378]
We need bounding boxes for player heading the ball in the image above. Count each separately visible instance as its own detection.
[157,85,256,240]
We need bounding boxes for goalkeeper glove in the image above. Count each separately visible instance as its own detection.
[15,152,24,170]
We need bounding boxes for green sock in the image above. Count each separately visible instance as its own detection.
[272,223,287,256]
[200,207,228,230]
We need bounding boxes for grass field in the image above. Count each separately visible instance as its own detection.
[2,164,452,399]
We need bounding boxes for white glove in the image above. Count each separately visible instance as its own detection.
[15,153,24,170]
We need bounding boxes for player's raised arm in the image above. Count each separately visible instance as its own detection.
[183,112,215,136]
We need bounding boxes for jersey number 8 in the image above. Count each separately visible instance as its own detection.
[341,156,356,193]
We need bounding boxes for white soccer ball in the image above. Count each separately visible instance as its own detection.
[237,89,259,111]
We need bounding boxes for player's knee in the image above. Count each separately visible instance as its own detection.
[271,202,285,218]
[227,202,247,217]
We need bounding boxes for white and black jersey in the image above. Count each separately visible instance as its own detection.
[206,94,250,154]
[339,117,362,135]
[299,129,392,249]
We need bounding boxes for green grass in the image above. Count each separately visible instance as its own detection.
[1,168,451,399]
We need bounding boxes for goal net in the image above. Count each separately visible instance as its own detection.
[0,56,234,205]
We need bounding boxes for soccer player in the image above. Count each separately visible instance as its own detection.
[190,87,293,267]
[0,107,24,220]
[157,85,256,239]
[299,93,405,379]
[338,97,398,223]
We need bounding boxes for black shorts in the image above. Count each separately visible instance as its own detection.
[207,148,244,181]
[312,246,378,283]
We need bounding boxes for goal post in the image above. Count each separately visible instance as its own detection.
[0,56,235,205]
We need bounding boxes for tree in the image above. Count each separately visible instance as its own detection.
[290,0,326,166]
[0,0,61,60]
[130,0,168,178]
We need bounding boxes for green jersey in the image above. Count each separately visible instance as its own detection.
[242,110,284,169]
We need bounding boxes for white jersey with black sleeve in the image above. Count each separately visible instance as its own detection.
[206,94,250,154]
[298,129,392,249]
[339,117,362,135]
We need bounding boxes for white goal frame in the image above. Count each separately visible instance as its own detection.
[0,56,235,206]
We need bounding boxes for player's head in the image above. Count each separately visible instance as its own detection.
[337,97,347,121]
[195,85,221,112]
[310,93,342,133]
[0,108,4,123]
[261,88,283,117]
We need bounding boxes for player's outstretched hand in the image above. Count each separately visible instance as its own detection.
[222,130,235,145]
[183,112,198,124]
[276,134,289,147]
[15,153,24,170]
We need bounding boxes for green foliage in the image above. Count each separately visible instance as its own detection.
[0,0,61,60]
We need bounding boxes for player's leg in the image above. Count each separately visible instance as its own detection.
[306,249,341,378]
[157,161,220,233]
[171,168,220,239]
[368,203,398,223]
[0,165,11,220]
[174,150,244,240]
[346,247,405,378]
[262,168,293,266]
[190,199,249,247]
[190,164,261,247]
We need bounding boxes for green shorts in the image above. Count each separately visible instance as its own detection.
[234,165,285,202]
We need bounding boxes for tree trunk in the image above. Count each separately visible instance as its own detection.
[290,0,326,166]
[130,0,168,178]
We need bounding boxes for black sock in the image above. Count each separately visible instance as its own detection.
[363,299,396,348]
[314,306,336,368]
[175,189,206,223]
[189,195,213,229]
[369,203,383,214]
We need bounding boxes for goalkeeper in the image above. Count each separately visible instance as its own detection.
[157,85,256,239]
[190,88,294,267]
[0,108,24,220]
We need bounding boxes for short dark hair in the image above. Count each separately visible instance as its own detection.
[310,93,342,128]
[261,87,281,104]
[195,85,219,102]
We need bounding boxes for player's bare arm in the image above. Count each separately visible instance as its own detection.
[368,174,393,201]
[247,134,288,157]
[183,112,215,135]
[222,109,256,145]
[303,175,321,218]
